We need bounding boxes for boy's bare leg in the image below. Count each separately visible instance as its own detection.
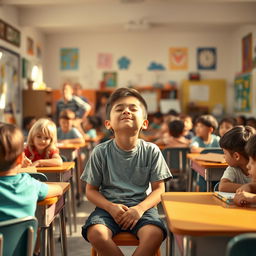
[87,224,124,256]
[133,225,163,256]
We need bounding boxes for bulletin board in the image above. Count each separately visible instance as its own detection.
[181,79,227,114]
[234,73,251,112]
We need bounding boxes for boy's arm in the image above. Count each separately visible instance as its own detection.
[86,183,128,222]
[190,146,203,153]
[219,178,243,192]
[236,183,256,193]
[118,180,165,230]
[45,184,63,198]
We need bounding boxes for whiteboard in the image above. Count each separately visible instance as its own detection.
[160,99,181,114]
[189,84,209,101]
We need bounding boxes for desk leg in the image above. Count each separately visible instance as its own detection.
[41,227,48,256]
[49,223,55,256]
[70,176,77,232]
[59,208,68,256]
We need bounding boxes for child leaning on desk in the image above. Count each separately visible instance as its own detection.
[24,118,63,167]
[219,126,255,193]
[80,88,172,256]
[190,114,220,153]
[0,123,62,221]
[234,134,256,206]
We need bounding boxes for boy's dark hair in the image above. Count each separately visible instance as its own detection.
[236,115,247,126]
[219,117,237,127]
[0,123,24,172]
[153,111,163,119]
[245,135,256,160]
[59,109,75,120]
[23,116,36,130]
[195,114,218,130]
[168,120,185,138]
[219,125,255,158]
[246,117,256,129]
[106,87,148,119]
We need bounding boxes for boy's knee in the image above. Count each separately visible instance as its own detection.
[137,225,164,242]
[87,224,113,244]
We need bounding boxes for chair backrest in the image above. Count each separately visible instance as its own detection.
[213,181,220,192]
[162,147,190,172]
[200,148,223,154]
[226,233,256,256]
[28,172,48,181]
[0,216,38,256]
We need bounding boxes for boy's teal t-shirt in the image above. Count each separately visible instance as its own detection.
[190,134,220,148]
[0,173,48,221]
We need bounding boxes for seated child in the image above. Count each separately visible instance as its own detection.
[80,116,100,142]
[165,120,190,148]
[57,109,84,144]
[24,118,63,167]
[234,134,256,206]
[218,116,237,137]
[80,88,172,256]
[180,114,194,140]
[219,126,255,192]
[235,115,247,126]
[0,123,62,221]
[190,114,220,153]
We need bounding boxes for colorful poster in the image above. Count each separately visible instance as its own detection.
[169,48,188,70]
[234,73,251,112]
[242,33,253,73]
[60,48,79,70]
[97,53,113,69]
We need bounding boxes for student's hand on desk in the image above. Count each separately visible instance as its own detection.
[118,205,144,230]
[108,203,129,224]
[234,191,255,206]
[21,156,32,167]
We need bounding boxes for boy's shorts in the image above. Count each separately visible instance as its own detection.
[81,207,167,241]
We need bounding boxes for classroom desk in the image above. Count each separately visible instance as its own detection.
[187,153,228,192]
[58,142,87,204]
[161,192,256,256]
[37,162,77,234]
[37,182,70,256]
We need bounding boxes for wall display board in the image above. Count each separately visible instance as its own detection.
[0,47,21,124]
[234,72,251,112]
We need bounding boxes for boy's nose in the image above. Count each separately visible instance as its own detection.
[122,109,131,114]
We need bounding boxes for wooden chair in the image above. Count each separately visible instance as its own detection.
[0,216,38,256]
[91,232,161,256]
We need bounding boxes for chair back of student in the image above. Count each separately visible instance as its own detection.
[226,233,256,256]
[162,147,190,191]
[28,172,48,182]
[0,216,38,256]
[200,148,223,154]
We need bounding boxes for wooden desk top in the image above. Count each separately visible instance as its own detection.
[37,182,70,206]
[57,142,86,150]
[187,153,228,168]
[161,192,256,236]
[36,161,75,173]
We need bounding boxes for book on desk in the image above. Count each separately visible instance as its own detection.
[213,191,235,205]
[195,153,226,163]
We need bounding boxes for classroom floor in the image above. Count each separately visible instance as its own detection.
[55,196,167,256]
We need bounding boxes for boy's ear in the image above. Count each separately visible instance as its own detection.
[141,119,149,130]
[233,152,241,160]
[104,120,112,130]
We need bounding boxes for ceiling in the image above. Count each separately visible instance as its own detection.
[2,0,256,34]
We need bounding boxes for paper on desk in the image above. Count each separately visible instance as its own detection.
[195,153,226,163]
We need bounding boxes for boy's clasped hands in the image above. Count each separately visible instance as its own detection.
[108,203,144,230]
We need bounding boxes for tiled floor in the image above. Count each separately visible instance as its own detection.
[55,197,167,256]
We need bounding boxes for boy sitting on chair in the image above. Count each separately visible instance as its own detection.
[80,88,171,256]
[219,126,255,192]
[0,123,62,221]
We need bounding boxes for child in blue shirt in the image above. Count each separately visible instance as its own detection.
[0,123,62,221]
[190,114,220,153]
[81,88,171,256]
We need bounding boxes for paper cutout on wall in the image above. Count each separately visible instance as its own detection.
[147,62,165,71]
[169,48,188,70]
[60,48,79,70]
[97,53,113,69]
[118,56,131,69]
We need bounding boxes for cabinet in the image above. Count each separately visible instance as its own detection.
[22,89,53,119]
